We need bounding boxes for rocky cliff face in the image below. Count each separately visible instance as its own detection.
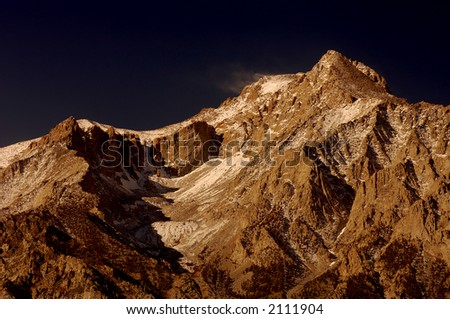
[151,121,222,177]
[1,50,449,298]
[0,117,201,298]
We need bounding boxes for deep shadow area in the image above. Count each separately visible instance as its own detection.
[70,123,186,273]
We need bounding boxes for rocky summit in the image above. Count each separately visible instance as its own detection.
[1,50,449,298]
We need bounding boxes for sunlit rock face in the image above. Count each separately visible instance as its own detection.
[1,50,449,298]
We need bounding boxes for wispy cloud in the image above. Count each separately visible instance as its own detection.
[209,64,268,95]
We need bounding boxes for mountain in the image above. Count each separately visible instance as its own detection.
[1,50,449,298]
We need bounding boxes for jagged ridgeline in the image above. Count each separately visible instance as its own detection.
[1,50,449,298]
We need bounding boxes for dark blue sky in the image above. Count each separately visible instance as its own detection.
[0,1,449,146]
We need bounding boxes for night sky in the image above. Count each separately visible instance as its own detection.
[1,1,449,147]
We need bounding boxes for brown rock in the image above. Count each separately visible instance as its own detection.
[1,50,449,298]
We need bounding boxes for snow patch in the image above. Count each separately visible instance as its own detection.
[209,98,248,126]
[0,138,39,168]
[323,98,382,132]
[152,221,199,247]
[337,227,346,239]
[77,118,166,144]
[260,76,293,95]
[77,119,96,131]
[174,153,246,201]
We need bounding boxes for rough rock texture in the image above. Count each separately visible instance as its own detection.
[151,121,222,177]
[0,118,200,298]
[1,50,449,298]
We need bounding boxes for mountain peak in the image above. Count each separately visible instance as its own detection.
[36,115,84,148]
[317,49,349,67]
[310,50,391,98]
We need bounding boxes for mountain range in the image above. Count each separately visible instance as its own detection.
[1,50,449,298]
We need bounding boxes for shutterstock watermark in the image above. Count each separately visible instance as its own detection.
[99,132,342,169]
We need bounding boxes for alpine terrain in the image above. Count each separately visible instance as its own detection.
[1,50,449,298]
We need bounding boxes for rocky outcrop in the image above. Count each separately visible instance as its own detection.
[151,121,222,177]
[0,118,201,298]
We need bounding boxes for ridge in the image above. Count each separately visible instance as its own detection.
[311,50,392,99]
[1,51,449,298]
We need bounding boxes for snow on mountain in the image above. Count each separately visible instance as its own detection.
[0,138,39,168]
[1,50,449,299]
[259,75,295,95]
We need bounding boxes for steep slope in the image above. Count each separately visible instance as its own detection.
[148,50,450,297]
[0,117,200,298]
[1,50,449,298]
